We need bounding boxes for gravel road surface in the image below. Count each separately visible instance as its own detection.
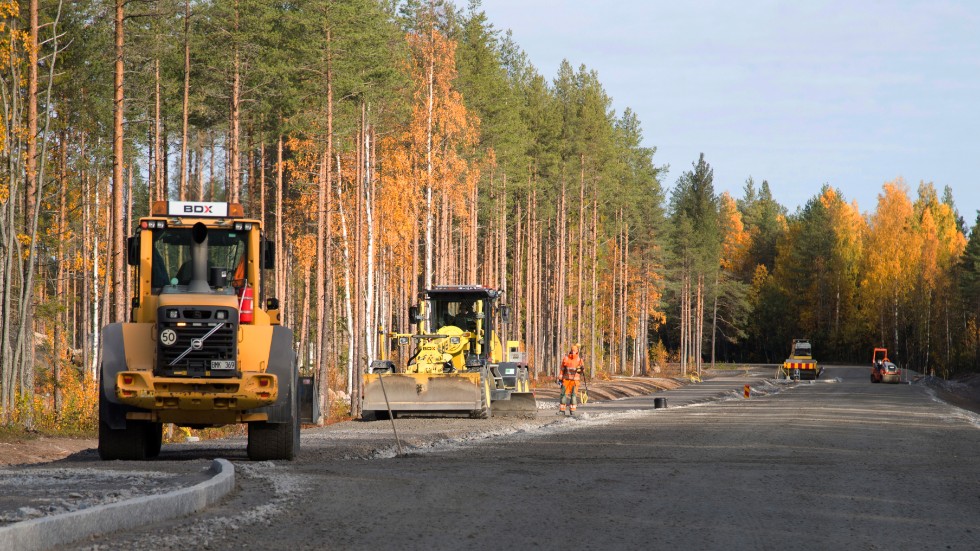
[8,366,980,550]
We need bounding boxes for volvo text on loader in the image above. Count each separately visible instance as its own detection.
[99,201,299,461]
[362,285,536,419]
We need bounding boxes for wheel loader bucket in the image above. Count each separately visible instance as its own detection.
[490,391,537,418]
[362,372,482,417]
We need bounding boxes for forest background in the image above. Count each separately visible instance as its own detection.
[2,0,979,431]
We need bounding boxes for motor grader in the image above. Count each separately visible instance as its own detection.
[362,285,536,419]
[99,201,299,461]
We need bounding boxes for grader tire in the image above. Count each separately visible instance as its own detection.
[472,372,492,419]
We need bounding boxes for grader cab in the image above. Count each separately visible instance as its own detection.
[362,285,536,419]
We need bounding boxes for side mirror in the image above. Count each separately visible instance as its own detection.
[263,239,275,270]
[500,305,510,324]
[266,297,280,310]
[126,236,139,266]
[408,306,419,325]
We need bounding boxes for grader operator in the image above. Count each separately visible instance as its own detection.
[362,285,535,419]
[99,201,299,461]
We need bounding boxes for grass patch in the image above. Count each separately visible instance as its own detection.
[0,425,96,442]
[707,364,754,371]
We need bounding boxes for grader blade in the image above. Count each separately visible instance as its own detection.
[490,391,537,418]
[362,372,482,418]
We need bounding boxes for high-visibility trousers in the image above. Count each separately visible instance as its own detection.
[559,380,580,411]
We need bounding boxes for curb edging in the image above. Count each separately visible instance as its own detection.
[0,458,235,551]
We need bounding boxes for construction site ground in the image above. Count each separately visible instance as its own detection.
[3,367,979,469]
[0,371,703,468]
[1,366,979,550]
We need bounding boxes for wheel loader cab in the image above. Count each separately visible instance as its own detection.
[152,226,248,290]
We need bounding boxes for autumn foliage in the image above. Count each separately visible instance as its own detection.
[1,2,979,432]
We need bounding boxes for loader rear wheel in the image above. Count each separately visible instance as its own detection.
[248,368,300,461]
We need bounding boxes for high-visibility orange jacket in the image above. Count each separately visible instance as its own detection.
[560,353,583,381]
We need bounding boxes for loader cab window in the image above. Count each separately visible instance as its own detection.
[151,228,248,293]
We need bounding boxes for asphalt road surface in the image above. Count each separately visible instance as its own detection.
[64,366,980,550]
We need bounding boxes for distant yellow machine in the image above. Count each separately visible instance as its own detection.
[779,338,821,380]
[362,285,536,419]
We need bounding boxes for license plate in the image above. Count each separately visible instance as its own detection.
[504,368,515,375]
[211,360,237,370]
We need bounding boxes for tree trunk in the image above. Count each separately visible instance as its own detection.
[112,0,126,323]
[299,267,311,369]
[337,155,356,405]
[423,22,435,291]
[275,135,284,301]
[25,0,38,231]
[363,108,376,367]
[154,58,163,201]
[590,189,598,378]
[316,151,327,372]
[179,0,190,200]
[317,29,334,422]
[259,135,266,232]
[711,272,719,369]
[228,0,241,202]
[54,135,67,412]
[577,154,585,343]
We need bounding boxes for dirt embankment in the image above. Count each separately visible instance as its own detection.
[0,434,96,467]
[532,376,684,402]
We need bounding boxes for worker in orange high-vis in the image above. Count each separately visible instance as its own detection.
[557,344,585,416]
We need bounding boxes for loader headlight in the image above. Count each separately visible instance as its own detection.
[167,309,179,319]
[398,336,409,345]
[215,310,227,320]
[449,336,461,345]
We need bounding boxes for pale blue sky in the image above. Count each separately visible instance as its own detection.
[465,1,980,225]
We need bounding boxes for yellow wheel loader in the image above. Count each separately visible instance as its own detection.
[362,285,536,419]
[99,201,300,461]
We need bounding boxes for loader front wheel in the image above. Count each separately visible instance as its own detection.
[98,382,149,461]
[145,422,163,458]
[99,419,150,461]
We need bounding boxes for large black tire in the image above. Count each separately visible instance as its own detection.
[145,422,163,458]
[360,410,391,421]
[248,368,300,461]
[98,419,151,460]
[472,371,492,419]
[98,383,149,460]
